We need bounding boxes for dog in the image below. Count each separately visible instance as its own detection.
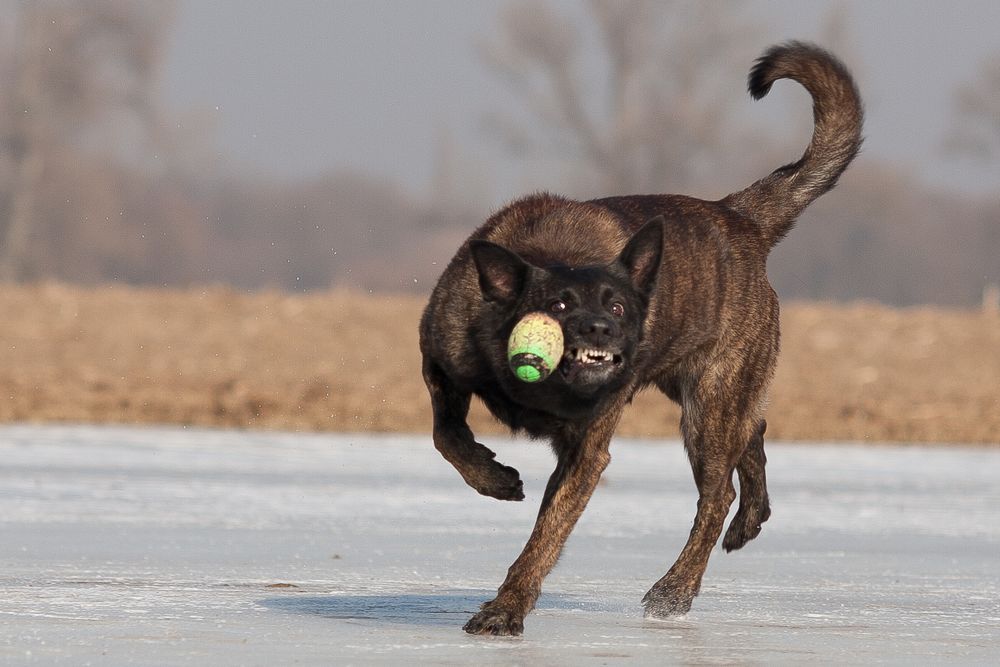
[419,42,863,635]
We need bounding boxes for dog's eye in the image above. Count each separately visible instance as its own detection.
[549,300,567,314]
[611,302,625,318]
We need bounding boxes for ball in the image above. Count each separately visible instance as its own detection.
[507,312,564,383]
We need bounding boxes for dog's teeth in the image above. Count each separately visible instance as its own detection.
[570,348,614,364]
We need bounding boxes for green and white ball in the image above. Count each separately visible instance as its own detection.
[507,312,564,383]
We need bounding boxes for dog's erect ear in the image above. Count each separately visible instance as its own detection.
[618,216,664,294]
[470,240,530,304]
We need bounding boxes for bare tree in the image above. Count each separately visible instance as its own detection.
[480,0,763,195]
[0,1,175,281]
[947,54,1000,160]
[943,52,1000,310]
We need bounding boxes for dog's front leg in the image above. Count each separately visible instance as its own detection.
[423,358,524,501]
[463,405,624,636]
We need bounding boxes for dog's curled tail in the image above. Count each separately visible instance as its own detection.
[723,41,863,247]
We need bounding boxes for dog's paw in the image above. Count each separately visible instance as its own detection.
[722,497,771,552]
[641,576,698,619]
[472,461,525,501]
[450,442,525,501]
[463,604,524,636]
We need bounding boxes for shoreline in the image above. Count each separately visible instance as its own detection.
[2,283,997,444]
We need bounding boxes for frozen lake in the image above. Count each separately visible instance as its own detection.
[2,425,998,664]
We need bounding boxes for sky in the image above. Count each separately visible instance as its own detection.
[160,1,1000,204]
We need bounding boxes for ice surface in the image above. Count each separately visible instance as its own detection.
[1,425,998,664]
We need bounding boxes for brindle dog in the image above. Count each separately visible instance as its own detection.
[419,42,863,635]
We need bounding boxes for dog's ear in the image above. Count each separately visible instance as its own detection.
[470,240,530,304]
[617,216,664,294]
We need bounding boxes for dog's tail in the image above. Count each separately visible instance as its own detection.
[722,42,863,247]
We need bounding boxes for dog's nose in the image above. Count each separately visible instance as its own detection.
[578,317,616,344]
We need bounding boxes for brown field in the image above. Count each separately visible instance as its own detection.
[2,283,998,444]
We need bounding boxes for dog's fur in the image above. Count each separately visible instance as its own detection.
[420,42,863,635]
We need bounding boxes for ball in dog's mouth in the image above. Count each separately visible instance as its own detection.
[507,312,565,382]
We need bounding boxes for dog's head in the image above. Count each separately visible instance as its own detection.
[471,217,663,398]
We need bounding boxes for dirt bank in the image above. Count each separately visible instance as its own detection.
[2,283,997,443]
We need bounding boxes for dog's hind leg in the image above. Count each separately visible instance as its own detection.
[463,403,625,636]
[643,373,763,617]
[723,419,771,552]
[422,358,524,501]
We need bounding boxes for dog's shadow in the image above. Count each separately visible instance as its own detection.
[258,590,592,628]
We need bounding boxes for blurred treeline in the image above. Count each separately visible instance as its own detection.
[0,1,996,306]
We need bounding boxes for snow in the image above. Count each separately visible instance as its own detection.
[2,425,998,664]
